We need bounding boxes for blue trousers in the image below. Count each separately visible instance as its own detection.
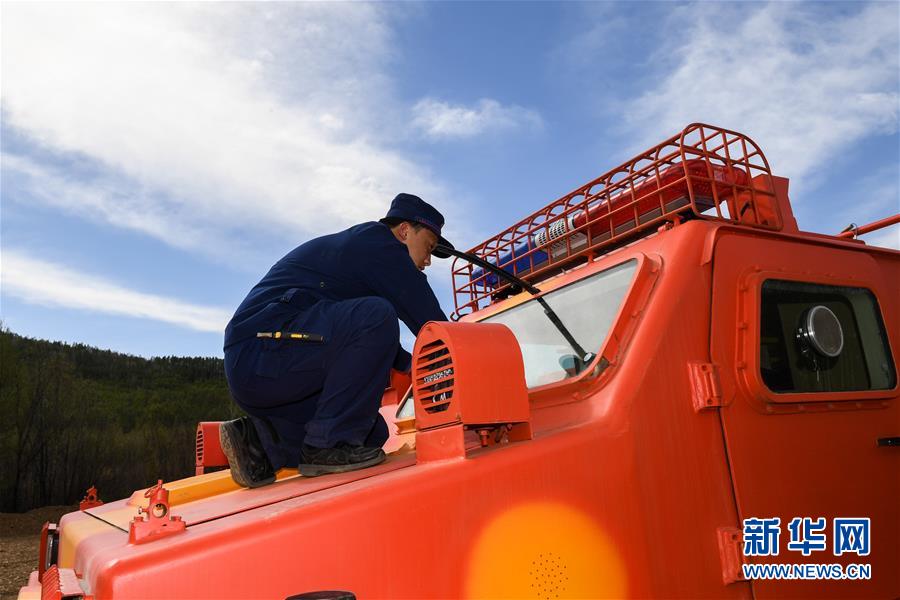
[224,296,397,470]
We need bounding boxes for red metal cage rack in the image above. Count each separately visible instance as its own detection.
[449,123,782,318]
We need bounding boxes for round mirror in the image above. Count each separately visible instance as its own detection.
[798,305,843,358]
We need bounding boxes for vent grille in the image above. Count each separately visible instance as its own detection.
[414,340,455,415]
[195,426,204,465]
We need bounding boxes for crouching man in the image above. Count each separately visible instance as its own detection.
[220,193,451,486]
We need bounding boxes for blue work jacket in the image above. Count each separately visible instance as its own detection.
[224,222,447,368]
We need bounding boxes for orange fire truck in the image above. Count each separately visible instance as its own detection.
[19,124,899,599]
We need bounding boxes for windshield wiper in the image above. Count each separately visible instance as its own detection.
[437,244,595,368]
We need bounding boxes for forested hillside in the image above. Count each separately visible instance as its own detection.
[0,328,240,512]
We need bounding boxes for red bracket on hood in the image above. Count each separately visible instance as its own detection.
[79,486,103,510]
[129,480,186,545]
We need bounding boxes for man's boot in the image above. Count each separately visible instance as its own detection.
[299,443,386,477]
[220,417,277,488]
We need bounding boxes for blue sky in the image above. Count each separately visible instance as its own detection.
[2,1,898,358]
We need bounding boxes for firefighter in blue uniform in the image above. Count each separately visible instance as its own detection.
[220,193,452,486]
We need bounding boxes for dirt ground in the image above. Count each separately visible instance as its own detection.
[0,506,75,599]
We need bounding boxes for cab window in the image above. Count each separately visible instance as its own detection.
[484,260,638,388]
[760,280,896,393]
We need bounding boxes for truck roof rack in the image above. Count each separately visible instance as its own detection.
[450,123,782,319]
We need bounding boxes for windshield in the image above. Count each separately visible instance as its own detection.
[483,260,638,388]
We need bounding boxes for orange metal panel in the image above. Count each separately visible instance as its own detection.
[87,456,415,529]
[710,229,900,598]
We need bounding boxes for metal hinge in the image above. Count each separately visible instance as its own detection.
[717,527,748,585]
[688,362,723,411]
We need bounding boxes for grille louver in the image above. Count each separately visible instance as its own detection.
[195,426,205,465]
[414,340,455,415]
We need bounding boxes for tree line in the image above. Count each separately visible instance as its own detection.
[0,327,241,512]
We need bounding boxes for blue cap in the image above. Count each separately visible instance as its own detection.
[384,193,453,258]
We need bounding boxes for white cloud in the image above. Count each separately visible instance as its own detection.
[412,98,543,140]
[1,3,443,247]
[1,250,232,332]
[621,2,899,195]
[1,153,269,269]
